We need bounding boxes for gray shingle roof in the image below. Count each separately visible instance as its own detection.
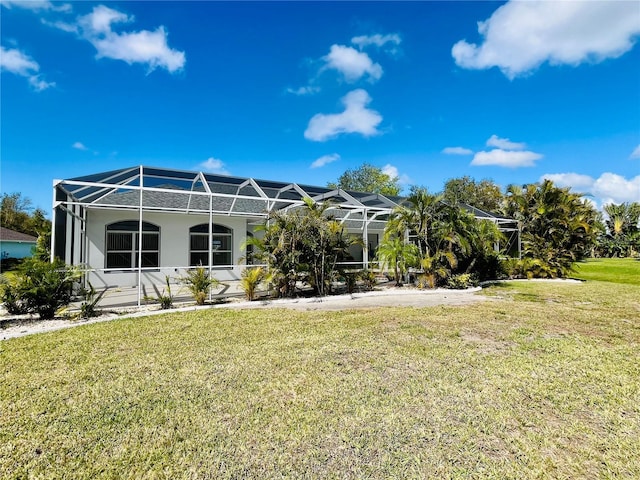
[0,227,38,242]
[61,165,401,216]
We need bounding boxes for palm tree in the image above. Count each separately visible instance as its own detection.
[600,202,640,257]
[386,188,443,257]
[385,188,500,284]
[604,202,640,237]
[504,180,598,277]
[240,267,266,301]
[376,235,420,286]
[244,197,360,297]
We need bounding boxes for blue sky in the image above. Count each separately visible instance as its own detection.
[1,0,639,214]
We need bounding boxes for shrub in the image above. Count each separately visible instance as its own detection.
[0,257,23,272]
[445,273,477,289]
[0,258,80,319]
[360,270,377,291]
[79,282,106,318]
[501,258,524,279]
[0,275,29,314]
[500,257,559,280]
[240,267,266,301]
[416,274,436,289]
[152,276,174,309]
[342,271,359,294]
[180,266,219,305]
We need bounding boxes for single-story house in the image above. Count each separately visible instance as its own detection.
[52,166,519,305]
[0,227,37,260]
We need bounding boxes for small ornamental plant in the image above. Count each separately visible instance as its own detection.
[180,265,219,305]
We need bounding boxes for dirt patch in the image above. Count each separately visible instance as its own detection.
[460,331,514,354]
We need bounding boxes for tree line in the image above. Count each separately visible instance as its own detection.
[1,193,52,262]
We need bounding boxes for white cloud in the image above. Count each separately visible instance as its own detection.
[72,141,88,150]
[486,134,526,150]
[452,1,640,79]
[200,157,229,175]
[541,172,640,205]
[41,18,77,33]
[442,146,473,155]
[0,46,39,75]
[472,149,542,168]
[286,85,320,96]
[310,153,340,169]
[28,76,54,90]
[630,145,640,159]
[351,33,401,50]
[0,0,71,12]
[77,5,185,73]
[382,163,411,185]
[322,44,383,83]
[0,46,55,91]
[541,173,594,190]
[593,173,640,204]
[304,89,383,142]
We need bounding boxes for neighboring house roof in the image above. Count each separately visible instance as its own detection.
[0,227,37,243]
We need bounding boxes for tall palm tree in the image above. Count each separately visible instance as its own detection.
[386,188,444,257]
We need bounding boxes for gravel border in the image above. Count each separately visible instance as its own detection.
[1,286,483,341]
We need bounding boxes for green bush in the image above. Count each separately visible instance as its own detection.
[0,257,23,272]
[360,270,377,291]
[0,276,29,314]
[0,258,80,319]
[341,271,359,294]
[180,266,219,305]
[500,258,523,279]
[416,273,436,289]
[500,257,561,280]
[445,273,477,289]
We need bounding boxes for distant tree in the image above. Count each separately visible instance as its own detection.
[1,193,52,259]
[1,193,32,233]
[26,208,51,237]
[603,202,640,237]
[328,163,401,196]
[597,202,640,257]
[442,176,503,213]
[1,193,51,236]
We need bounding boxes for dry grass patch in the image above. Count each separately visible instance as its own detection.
[1,278,639,479]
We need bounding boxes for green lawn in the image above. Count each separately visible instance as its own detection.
[572,257,640,285]
[2,276,639,478]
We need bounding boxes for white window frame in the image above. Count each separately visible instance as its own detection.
[189,223,233,268]
[105,221,160,270]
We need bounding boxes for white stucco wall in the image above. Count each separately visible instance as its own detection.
[84,209,250,289]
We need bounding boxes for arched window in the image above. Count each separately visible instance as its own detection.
[106,221,159,269]
[190,224,232,267]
